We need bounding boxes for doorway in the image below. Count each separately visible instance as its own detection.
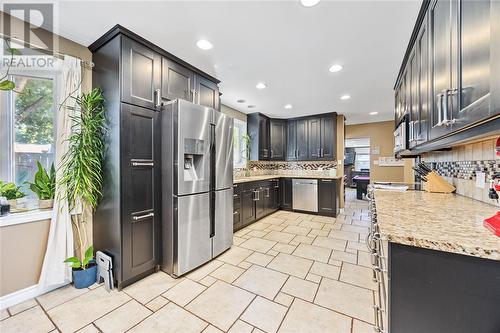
[344,137,370,188]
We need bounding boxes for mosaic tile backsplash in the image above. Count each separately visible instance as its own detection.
[234,160,338,178]
[421,137,500,207]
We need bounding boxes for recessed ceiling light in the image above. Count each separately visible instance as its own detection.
[369,111,378,115]
[256,82,267,89]
[340,94,351,100]
[237,99,246,103]
[328,64,343,73]
[248,105,256,108]
[196,39,213,50]
[300,0,321,7]
[284,104,293,109]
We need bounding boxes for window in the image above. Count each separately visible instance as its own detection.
[0,73,56,196]
[233,119,247,169]
[345,137,370,172]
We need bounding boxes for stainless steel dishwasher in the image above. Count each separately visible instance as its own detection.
[292,179,318,212]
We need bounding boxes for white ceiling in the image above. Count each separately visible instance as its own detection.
[48,0,419,124]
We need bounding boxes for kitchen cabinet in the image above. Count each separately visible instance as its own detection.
[308,117,321,159]
[308,116,337,160]
[318,179,339,217]
[280,178,293,210]
[390,243,500,333]
[161,58,194,102]
[120,103,161,282]
[320,116,336,159]
[249,113,336,161]
[255,186,266,220]
[247,113,270,161]
[241,188,256,226]
[264,179,280,215]
[395,0,500,155]
[429,0,454,140]
[90,24,220,288]
[195,75,220,110]
[453,0,492,129]
[415,15,429,145]
[286,119,308,160]
[270,120,286,160]
[233,184,242,231]
[121,37,161,111]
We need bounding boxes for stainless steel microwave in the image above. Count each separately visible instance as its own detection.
[394,121,408,154]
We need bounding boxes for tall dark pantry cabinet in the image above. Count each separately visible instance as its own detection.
[90,25,221,289]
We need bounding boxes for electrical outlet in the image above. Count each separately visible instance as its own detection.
[476,171,485,189]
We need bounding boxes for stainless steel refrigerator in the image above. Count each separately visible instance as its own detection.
[161,99,234,277]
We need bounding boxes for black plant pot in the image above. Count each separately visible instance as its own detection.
[72,263,97,289]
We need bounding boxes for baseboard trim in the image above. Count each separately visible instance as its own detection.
[0,282,68,310]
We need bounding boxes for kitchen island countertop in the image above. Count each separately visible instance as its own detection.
[374,189,500,261]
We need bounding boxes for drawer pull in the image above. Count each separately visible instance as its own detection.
[133,212,154,221]
[132,161,154,167]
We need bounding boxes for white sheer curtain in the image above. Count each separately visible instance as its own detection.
[38,56,81,292]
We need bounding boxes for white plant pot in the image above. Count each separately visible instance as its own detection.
[39,199,54,210]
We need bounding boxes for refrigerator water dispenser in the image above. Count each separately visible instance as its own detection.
[183,138,205,181]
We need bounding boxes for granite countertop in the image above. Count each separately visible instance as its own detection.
[234,175,343,184]
[374,189,500,261]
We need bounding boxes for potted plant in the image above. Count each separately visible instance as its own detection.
[0,180,26,211]
[26,162,56,209]
[63,245,96,289]
[61,88,106,288]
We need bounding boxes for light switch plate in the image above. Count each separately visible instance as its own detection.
[476,171,486,189]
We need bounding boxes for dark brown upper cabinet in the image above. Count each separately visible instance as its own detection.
[248,113,270,160]
[270,119,286,160]
[286,119,308,161]
[308,115,337,160]
[195,75,220,110]
[161,57,194,102]
[453,0,492,129]
[248,112,336,161]
[394,0,500,155]
[121,37,161,111]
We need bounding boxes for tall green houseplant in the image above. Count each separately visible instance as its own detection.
[61,88,106,264]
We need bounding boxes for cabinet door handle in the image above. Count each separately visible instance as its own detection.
[154,89,161,108]
[132,161,154,167]
[253,190,260,201]
[317,148,321,156]
[191,89,196,103]
[233,211,238,215]
[270,150,274,158]
[434,93,443,127]
[133,212,154,221]
[266,188,270,197]
[296,149,298,158]
[442,89,456,126]
[321,179,332,182]
[320,148,324,157]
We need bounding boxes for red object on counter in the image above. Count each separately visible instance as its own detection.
[484,212,500,237]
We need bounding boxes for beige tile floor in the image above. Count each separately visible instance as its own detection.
[0,189,375,333]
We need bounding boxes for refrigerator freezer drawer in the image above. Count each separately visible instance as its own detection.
[174,192,212,276]
[213,188,233,257]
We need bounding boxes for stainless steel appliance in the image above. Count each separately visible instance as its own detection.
[161,99,233,277]
[394,119,408,154]
[292,179,318,212]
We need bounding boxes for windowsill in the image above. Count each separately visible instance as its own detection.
[0,209,52,228]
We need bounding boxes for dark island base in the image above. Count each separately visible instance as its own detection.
[390,243,500,333]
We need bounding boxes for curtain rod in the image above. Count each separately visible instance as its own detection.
[0,33,94,69]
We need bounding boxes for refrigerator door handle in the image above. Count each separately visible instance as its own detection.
[210,123,216,238]
[210,191,215,238]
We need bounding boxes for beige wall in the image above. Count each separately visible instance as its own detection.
[346,121,406,183]
[221,104,247,122]
[0,220,51,296]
